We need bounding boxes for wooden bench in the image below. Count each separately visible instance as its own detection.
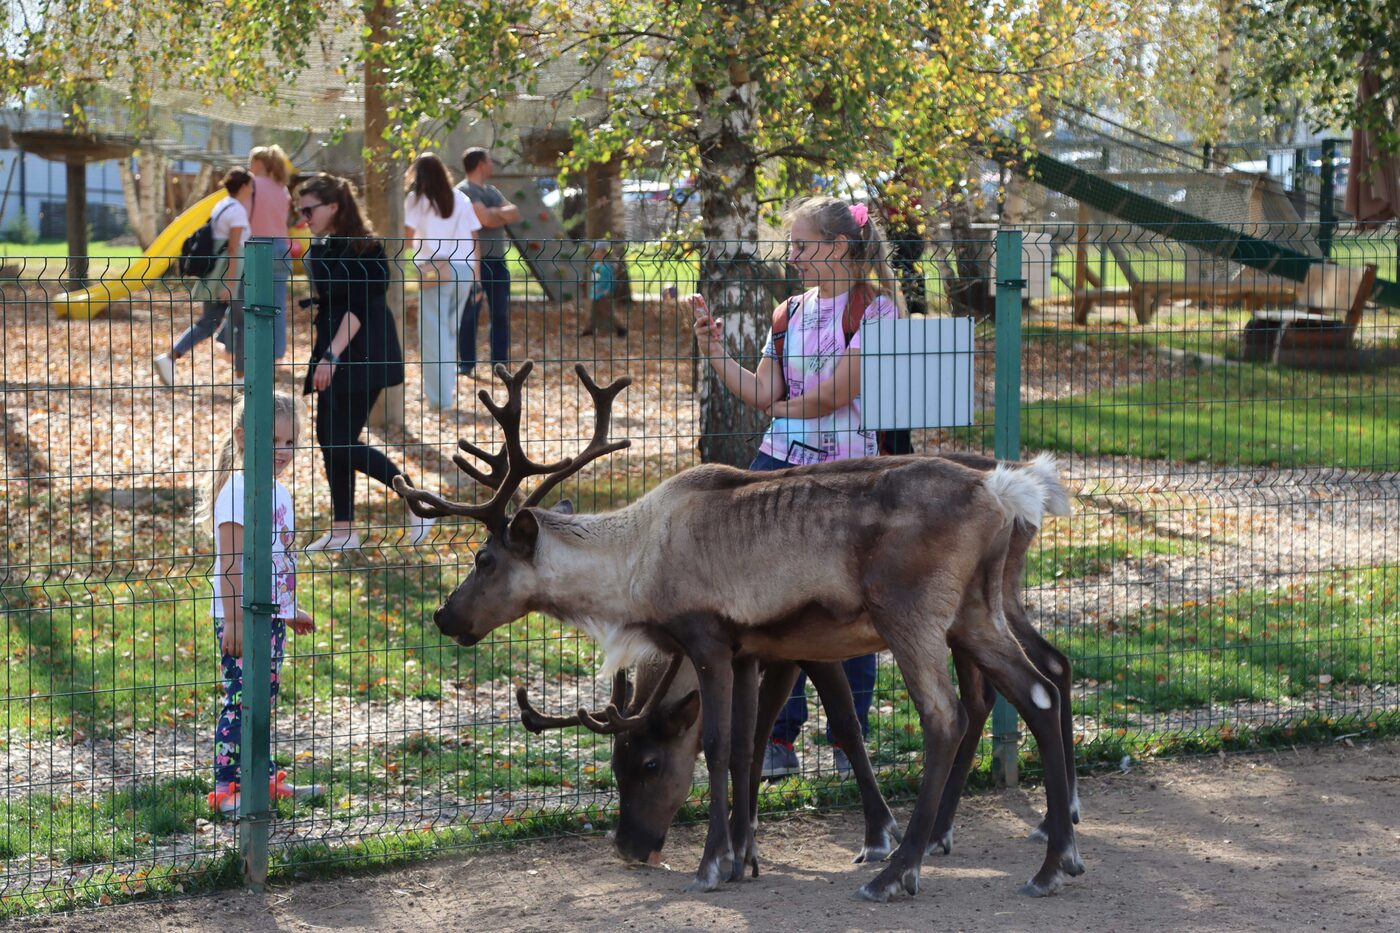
[1240,263,1378,365]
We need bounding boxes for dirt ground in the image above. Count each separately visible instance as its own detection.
[11,739,1398,933]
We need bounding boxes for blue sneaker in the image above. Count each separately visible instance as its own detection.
[832,746,853,777]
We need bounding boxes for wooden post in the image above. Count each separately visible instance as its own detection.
[1072,202,1090,324]
[65,160,88,289]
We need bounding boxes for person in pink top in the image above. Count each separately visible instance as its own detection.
[220,145,293,376]
[689,194,901,780]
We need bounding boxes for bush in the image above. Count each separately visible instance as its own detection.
[3,215,38,245]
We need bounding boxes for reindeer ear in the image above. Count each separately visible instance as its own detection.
[552,498,575,515]
[659,690,701,737]
[507,509,540,555]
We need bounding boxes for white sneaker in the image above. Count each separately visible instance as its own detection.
[153,353,175,386]
[305,530,362,553]
[407,511,436,546]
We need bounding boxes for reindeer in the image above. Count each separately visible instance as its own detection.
[395,362,1081,901]
[516,482,1080,869]
[519,654,903,866]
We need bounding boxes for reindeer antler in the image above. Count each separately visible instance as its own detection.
[515,654,683,737]
[392,361,633,532]
[516,669,629,734]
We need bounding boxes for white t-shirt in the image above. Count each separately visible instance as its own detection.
[211,472,297,619]
[404,190,482,266]
[209,196,250,251]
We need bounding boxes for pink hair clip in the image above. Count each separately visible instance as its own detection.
[849,203,869,227]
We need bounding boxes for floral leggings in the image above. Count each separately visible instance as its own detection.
[213,616,287,786]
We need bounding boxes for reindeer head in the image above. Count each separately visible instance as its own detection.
[517,655,702,865]
[393,361,632,646]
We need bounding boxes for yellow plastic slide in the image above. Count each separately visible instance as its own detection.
[52,190,226,320]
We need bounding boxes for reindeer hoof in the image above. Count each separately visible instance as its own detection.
[1071,794,1082,825]
[1062,846,1086,877]
[1027,820,1050,844]
[685,860,724,893]
[858,863,919,901]
[1019,875,1064,898]
[926,827,954,856]
[853,825,898,864]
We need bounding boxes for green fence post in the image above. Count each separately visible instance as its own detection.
[1319,139,1337,258]
[992,228,1024,789]
[239,237,276,888]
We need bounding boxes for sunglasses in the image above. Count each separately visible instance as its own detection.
[299,203,327,219]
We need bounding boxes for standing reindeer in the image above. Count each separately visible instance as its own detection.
[515,492,1081,869]
[396,362,1081,901]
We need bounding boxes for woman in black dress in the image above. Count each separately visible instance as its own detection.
[296,173,432,552]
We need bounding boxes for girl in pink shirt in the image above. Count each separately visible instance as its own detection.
[689,194,903,779]
[220,145,293,373]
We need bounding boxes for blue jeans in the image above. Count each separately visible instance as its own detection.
[419,261,472,409]
[747,452,878,746]
[460,256,511,370]
[219,237,290,370]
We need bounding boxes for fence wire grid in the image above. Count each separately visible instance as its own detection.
[2,223,1399,911]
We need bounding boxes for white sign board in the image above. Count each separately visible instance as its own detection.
[859,316,976,430]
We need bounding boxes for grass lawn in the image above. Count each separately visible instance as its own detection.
[1013,332,1400,469]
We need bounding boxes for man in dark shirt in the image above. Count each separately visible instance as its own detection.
[456,148,522,375]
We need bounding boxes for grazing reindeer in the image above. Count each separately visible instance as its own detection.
[396,362,1080,901]
[517,484,1080,868]
[519,655,902,866]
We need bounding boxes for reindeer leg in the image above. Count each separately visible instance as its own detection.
[750,661,801,828]
[668,620,735,894]
[727,655,761,882]
[958,625,1083,897]
[804,660,899,864]
[1010,613,1081,835]
[857,621,966,903]
[926,645,995,857]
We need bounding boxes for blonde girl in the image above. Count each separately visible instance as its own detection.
[689,194,900,779]
[221,144,294,377]
[198,390,321,815]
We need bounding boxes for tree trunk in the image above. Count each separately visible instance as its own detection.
[118,149,165,250]
[694,68,773,467]
[944,191,994,318]
[363,0,405,430]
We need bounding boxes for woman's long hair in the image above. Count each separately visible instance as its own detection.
[196,391,303,530]
[406,152,456,219]
[249,145,291,186]
[784,195,902,311]
[297,173,378,252]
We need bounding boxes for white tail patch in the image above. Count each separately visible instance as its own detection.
[577,617,662,677]
[1025,452,1073,516]
[1031,682,1054,710]
[984,465,1049,529]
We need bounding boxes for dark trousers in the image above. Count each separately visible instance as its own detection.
[890,234,927,316]
[316,385,404,522]
[460,256,511,370]
[747,451,878,746]
[773,656,877,745]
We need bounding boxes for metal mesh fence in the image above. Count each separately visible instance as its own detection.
[2,223,1398,911]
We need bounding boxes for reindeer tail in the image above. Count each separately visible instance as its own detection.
[982,453,1072,530]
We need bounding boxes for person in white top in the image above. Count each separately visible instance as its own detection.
[403,152,483,410]
[154,168,253,386]
[196,390,321,816]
